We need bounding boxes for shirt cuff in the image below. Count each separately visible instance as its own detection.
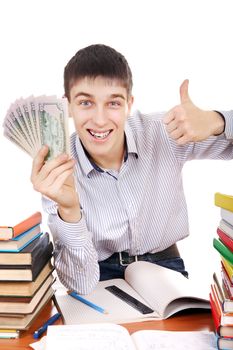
[53,211,92,247]
[218,110,233,140]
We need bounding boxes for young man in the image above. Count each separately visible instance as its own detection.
[31,44,233,294]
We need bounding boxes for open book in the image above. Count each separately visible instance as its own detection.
[42,323,216,350]
[55,261,211,324]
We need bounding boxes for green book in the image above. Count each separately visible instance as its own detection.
[213,238,233,265]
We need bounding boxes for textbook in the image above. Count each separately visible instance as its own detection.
[217,336,233,350]
[0,232,52,265]
[0,261,54,297]
[0,212,42,240]
[215,192,233,213]
[0,224,42,252]
[0,329,19,339]
[55,261,210,325]
[221,208,233,227]
[219,219,233,239]
[212,271,233,313]
[44,323,217,350]
[210,291,233,338]
[0,287,54,330]
[222,261,233,295]
[0,252,53,281]
[210,289,233,326]
[213,237,233,266]
[217,227,233,252]
[0,274,55,314]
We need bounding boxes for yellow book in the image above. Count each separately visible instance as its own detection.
[222,257,233,280]
[0,329,19,338]
[215,192,233,212]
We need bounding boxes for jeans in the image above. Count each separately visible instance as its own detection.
[99,257,188,281]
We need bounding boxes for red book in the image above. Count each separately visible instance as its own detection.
[210,292,233,338]
[217,227,233,252]
[210,292,221,331]
[0,212,42,240]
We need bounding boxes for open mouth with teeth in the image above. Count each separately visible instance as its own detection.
[88,129,112,140]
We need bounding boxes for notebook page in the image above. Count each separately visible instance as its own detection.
[125,261,210,318]
[131,330,217,350]
[55,278,160,324]
[46,324,136,350]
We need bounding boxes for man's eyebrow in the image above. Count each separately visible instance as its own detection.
[74,93,126,100]
[110,94,126,100]
[74,92,93,99]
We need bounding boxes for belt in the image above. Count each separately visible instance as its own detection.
[103,244,180,267]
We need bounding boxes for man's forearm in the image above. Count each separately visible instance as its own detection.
[58,204,82,223]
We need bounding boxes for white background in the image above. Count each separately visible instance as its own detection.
[0,0,233,281]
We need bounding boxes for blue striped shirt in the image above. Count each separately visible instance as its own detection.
[43,110,233,294]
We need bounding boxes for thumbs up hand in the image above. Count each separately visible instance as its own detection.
[163,80,225,145]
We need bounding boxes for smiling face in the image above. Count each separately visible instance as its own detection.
[69,76,134,170]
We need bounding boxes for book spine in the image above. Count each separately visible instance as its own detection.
[211,285,222,316]
[31,242,53,281]
[12,224,41,241]
[220,220,233,239]
[213,238,233,265]
[222,260,233,284]
[30,233,51,263]
[209,293,221,334]
[13,212,42,238]
[215,193,233,213]
[217,228,233,252]
[221,209,233,227]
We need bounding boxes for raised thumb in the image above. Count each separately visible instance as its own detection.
[180,79,190,104]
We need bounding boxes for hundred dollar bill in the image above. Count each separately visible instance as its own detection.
[3,96,70,160]
[37,97,70,161]
[15,100,36,151]
[4,109,34,155]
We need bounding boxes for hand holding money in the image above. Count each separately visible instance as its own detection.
[31,146,81,223]
[3,95,80,221]
[3,95,70,161]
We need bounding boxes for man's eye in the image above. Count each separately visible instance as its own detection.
[109,101,120,107]
[79,100,92,106]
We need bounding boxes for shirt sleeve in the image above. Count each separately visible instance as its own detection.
[42,196,99,295]
[220,110,233,140]
[169,110,233,163]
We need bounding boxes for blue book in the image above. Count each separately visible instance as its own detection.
[0,232,52,265]
[0,224,42,252]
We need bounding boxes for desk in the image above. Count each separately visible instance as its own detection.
[0,300,215,350]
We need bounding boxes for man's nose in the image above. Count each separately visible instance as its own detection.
[93,106,107,126]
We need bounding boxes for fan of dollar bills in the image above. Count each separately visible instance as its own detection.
[3,96,70,161]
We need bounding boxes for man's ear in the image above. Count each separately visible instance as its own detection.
[63,95,73,118]
[68,102,73,118]
[127,95,134,114]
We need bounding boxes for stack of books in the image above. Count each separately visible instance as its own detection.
[210,193,233,350]
[0,212,54,338]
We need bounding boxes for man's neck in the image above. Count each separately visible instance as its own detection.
[81,135,127,172]
[90,149,125,171]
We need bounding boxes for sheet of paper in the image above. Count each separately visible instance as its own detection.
[46,324,135,350]
[29,335,47,350]
[131,330,217,350]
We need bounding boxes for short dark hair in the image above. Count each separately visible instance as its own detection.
[64,44,133,101]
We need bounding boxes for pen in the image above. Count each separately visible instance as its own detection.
[67,290,108,314]
[33,312,62,339]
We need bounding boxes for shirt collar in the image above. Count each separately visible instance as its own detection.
[124,120,138,159]
[74,136,95,176]
[74,121,138,177]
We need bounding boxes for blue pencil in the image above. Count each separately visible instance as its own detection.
[67,290,108,314]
